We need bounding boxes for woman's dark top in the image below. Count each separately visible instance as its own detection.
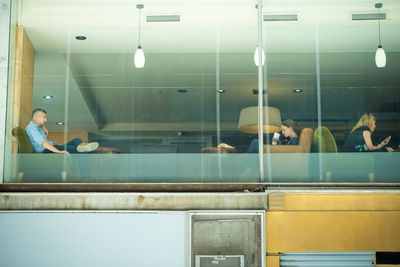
[343,126,370,152]
[288,137,299,145]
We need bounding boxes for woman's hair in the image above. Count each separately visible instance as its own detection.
[351,113,375,133]
[281,119,302,136]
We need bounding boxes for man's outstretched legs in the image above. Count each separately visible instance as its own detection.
[44,138,99,153]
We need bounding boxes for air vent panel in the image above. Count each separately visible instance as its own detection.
[352,13,386,20]
[264,14,298,22]
[147,15,180,22]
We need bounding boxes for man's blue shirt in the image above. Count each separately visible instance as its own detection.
[25,121,54,153]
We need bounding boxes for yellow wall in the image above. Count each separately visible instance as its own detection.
[266,193,400,254]
[12,26,34,153]
[265,255,280,267]
[269,193,400,211]
[13,26,34,129]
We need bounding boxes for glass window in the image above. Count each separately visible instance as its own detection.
[4,0,260,183]
[4,0,400,184]
[261,1,400,183]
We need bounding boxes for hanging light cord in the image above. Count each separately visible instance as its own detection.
[138,8,141,47]
[378,6,381,46]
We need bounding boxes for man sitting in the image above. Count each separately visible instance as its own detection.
[25,108,99,155]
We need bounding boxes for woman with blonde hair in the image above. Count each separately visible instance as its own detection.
[343,113,390,152]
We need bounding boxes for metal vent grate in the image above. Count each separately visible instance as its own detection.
[190,213,263,267]
[264,14,298,21]
[280,252,375,266]
[146,15,180,22]
[352,13,386,20]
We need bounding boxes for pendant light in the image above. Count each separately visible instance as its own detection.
[375,3,386,68]
[254,46,265,67]
[134,4,145,68]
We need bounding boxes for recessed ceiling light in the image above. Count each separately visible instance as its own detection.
[75,36,87,40]
[217,89,226,93]
[293,89,303,93]
[43,95,53,100]
[56,122,64,126]
[177,89,187,93]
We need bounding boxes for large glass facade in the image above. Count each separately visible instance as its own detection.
[3,0,400,183]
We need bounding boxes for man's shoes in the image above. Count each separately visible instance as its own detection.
[77,142,99,153]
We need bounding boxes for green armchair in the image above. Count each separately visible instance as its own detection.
[312,127,338,153]
[11,127,34,153]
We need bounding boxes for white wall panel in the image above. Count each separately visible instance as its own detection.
[0,211,186,267]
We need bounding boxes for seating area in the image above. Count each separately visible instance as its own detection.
[13,126,325,156]
[10,125,400,183]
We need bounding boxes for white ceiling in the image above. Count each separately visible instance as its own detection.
[21,0,400,53]
[20,0,400,132]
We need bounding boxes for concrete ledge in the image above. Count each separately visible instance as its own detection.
[0,192,268,210]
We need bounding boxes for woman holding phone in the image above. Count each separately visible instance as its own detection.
[343,113,391,152]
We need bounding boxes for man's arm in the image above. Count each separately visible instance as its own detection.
[41,140,69,154]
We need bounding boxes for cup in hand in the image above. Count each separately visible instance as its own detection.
[272,132,280,145]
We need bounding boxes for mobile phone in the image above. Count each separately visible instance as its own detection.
[383,136,391,143]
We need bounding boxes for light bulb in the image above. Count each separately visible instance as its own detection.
[134,46,145,68]
[375,45,386,68]
[254,46,265,67]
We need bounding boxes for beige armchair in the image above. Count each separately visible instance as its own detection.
[263,128,313,153]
